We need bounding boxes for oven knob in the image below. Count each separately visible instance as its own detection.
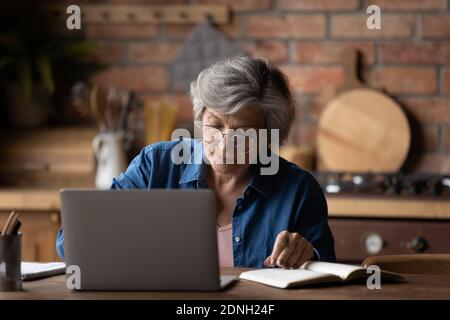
[363,233,384,255]
[407,236,428,253]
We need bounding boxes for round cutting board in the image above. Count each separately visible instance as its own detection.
[316,88,410,172]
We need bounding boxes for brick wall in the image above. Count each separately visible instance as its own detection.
[80,0,450,173]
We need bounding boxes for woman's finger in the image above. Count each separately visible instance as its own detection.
[286,240,303,268]
[269,231,289,266]
[293,243,314,269]
[263,256,271,267]
[278,233,303,268]
[277,239,297,268]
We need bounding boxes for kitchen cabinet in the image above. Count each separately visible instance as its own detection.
[0,189,62,261]
[329,217,450,263]
[0,210,60,262]
[0,127,96,262]
[327,196,450,263]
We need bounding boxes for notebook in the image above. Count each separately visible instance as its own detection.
[239,261,403,289]
[21,262,66,281]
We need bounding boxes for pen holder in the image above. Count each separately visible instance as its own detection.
[0,233,22,291]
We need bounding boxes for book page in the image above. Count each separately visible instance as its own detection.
[21,262,66,279]
[302,261,366,280]
[239,268,340,289]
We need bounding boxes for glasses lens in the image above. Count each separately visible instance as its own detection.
[203,126,222,143]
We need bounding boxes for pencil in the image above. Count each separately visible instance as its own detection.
[5,213,19,236]
[1,210,16,236]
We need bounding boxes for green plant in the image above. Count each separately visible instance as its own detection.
[0,5,103,102]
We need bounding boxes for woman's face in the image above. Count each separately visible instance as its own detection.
[201,106,266,175]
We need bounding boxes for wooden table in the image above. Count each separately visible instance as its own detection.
[2,268,450,300]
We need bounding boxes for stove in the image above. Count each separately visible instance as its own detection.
[311,172,450,263]
[313,172,450,198]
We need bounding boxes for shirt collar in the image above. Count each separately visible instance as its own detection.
[178,139,273,196]
[178,139,207,185]
[247,162,271,197]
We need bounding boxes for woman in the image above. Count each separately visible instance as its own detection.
[57,56,335,268]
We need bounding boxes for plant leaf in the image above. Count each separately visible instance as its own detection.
[17,59,32,101]
[36,55,55,95]
[50,39,99,62]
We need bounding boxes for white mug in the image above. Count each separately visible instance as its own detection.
[92,131,127,189]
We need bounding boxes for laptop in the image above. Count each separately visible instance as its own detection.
[60,189,237,291]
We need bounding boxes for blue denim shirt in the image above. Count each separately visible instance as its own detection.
[56,138,335,267]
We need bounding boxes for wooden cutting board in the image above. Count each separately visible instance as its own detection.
[316,49,410,173]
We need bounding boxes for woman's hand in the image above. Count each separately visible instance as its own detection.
[264,231,314,269]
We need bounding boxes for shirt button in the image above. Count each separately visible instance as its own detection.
[237,205,243,210]
[235,236,241,243]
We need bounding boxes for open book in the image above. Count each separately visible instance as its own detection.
[239,261,402,289]
[21,262,66,281]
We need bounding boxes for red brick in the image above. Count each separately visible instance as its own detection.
[421,15,450,38]
[293,41,375,64]
[411,125,441,152]
[129,42,181,63]
[443,68,450,93]
[239,40,288,63]
[380,42,450,64]
[85,24,159,39]
[193,0,273,12]
[165,25,195,39]
[280,66,344,94]
[109,0,186,2]
[366,67,437,95]
[218,16,242,38]
[398,97,450,125]
[444,127,450,151]
[291,94,318,121]
[368,0,447,11]
[301,95,326,122]
[92,66,168,92]
[405,154,450,173]
[331,14,414,39]
[84,42,125,64]
[289,121,316,148]
[165,16,241,39]
[246,14,326,39]
[278,0,359,11]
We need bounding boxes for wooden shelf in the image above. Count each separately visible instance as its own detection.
[50,4,229,25]
[327,196,450,220]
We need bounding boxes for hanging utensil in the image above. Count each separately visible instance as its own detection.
[118,90,133,132]
[90,84,108,132]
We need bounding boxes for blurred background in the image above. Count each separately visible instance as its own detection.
[0,0,449,263]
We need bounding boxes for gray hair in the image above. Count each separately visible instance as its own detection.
[190,55,296,143]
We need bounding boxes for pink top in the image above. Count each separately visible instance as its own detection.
[217,224,233,267]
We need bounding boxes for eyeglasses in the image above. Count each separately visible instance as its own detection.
[202,125,257,151]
